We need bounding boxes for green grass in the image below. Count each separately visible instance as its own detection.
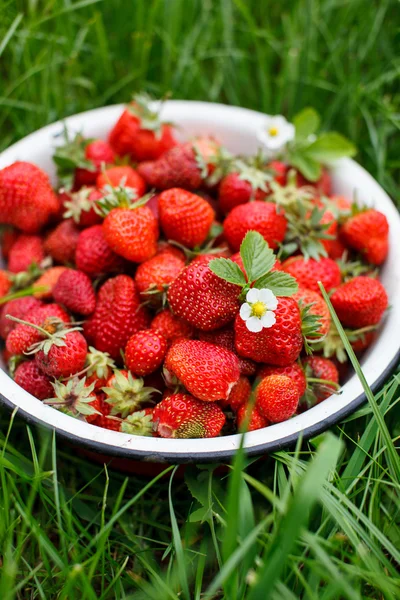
[0,0,399,598]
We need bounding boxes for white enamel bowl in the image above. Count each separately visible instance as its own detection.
[1,101,399,463]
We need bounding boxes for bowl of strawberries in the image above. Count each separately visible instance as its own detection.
[0,96,398,463]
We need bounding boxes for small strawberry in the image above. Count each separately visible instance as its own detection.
[218,161,273,214]
[164,339,240,401]
[75,140,116,188]
[0,270,11,298]
[167,259,240,331]
[63,188,103,229]
[330,276,388,328]
[158,188,215,248]
[8,235,45,273]
[236,403,268,431]
[0,162,59,233]
[255,374,300,423]
[33,266,68,300]
[96,166,146,198]
[303,356,339,402]
[53,269,96,315]
[33,326,88,379]
[223,201,287,252]
[44,219,80,264]
[281,256,341,294]
[134,252,185,305]
[199,327,256,376]
[45,378,100,421]
[293,287,330,338]
[88,274,150,360]
[75,225,125,278]
[0,296,42,339]
[102,369,158,417]
[340,209,389,265]
[14,360,54,400]
[153,393,226,438]
[108,94,177,161]
[221,375,252,411]
[138,143,204,191]
[150,309,193,343]
[234,297,303,366]
[257,362,307,397]
[100,187,159,263]
[6,303,70,355]
[125,330,168,376]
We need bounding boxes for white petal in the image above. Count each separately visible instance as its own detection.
[240,303,252,320]
[260,311,276,328]
[245,316,264,333]
[246,288,260,304]
[258,288,278,309]
[269,115,288,129]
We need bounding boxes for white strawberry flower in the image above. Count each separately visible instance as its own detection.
[257,115,295,153]
[240,288,278,333]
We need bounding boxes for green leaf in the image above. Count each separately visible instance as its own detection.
[254,271,298,296]
[239,231,275,283]
[209,258,246,286]
[189,505,212,523]
[293,107,320,139]
[287,151,322,182]
[304,132,357,162]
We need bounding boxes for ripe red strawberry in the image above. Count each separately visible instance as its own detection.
[0,162,58,233]
[167,259,240,331]
[75,140,116,188]
[134,252,185,304]
[87,274,150,360]
[138,143,203,191]
[234,297,303,366]
[218,168,272,214]
[221,375,252,411]
[14,360,54,400]
[153,393,225,438]
[330,276,388,328]
[53,269,96,315]
[125,329,167,376]
[0,296,42,339]
[33,267,68,300]
[44,219,80,264]
[150,309,193,343]
[62,188,103,229]
[293,287,330,338]
[340,209,389,265]
[223,201,287,252]
[8,235,45,273]
[199,327,256,376]
[102,202,159,264]
[156,240,186,262]
[296,167,332,196]
[304,356,339,402]
[35,329,88,378]
[92,395,124,431]
[102,369,157,417]
[96,166,146,197]
[236,403,268,431]
[351,330,375,353]
[75,225,125,278]
[257,363,307,397]
[6,303,70,355]
[0,270,11,298]
[256,374,300,423]
[165,339,240,401]
[1,228,19,258]
[158,188,215,248]
[281,256,341,294]
[45,378,100,422]
[108,96,177,161]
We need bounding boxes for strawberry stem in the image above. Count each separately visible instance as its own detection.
[0,286,48,305]
[5,314,53,338]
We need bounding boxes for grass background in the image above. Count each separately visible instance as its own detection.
[0,0,399,598]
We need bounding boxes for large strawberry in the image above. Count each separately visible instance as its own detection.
[199,327,256,376]
[158,188,215,248]
[330,276,388,328]
[108,94,177,161]
[138,143,204,190]
[125,329,167,376]
[164,339,240,401]
[340,209,389,265]
[223,201,287,252]
[153,393,225,438]
[281,256,341,294]
[75,225,125,278]
[0,162,59,233]
[134,251,185,305]
[44,219,80,264]
[34,328,88,379]
[96,166,146,197]
[87,274,150,359]
[257,362,307,397]
[8,235,45,273]
[14,360,54,400]
[255,374,300,423]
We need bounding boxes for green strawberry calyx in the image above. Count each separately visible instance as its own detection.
[44,377,101,418]
[95,184,155,216]
[127,92,174,139]
[102,370,159,419]
[5,315,82,355]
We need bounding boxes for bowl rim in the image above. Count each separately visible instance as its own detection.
[1,100,399,463]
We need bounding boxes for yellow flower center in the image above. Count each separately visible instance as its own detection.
[268,126,279,137]
[251,301,267,318]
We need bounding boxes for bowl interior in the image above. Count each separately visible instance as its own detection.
[1,101,399,462]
